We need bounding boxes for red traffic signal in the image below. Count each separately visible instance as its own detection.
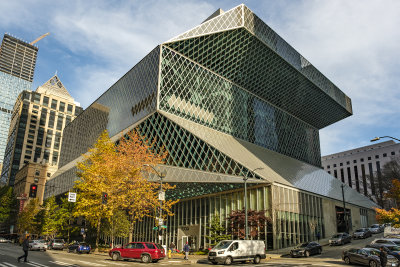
[101,192,108,204]
[29,184,38,198]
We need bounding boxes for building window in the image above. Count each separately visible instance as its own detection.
[47,172,51,178]
[35,170,40,176]
[347,167,352,188]
[346,161,350,165]
[340,163,343,166]
[48,111,55,128]
[368,157,371,160]
[31,93,41,104]
[333,164,337,167]
[340,168,345,183]
[56,115,64,130]
[42,96,49,107]
[360,158,364,162]
[375,155,379,159]
[327,165,330,169]
[51,99,58,109]
[25,150,32,155]
[353,160,357,163]
[334,170,338,178]
[327,171,331,174]
[392,151,396,155]
[34,177,39,183]
[354,166,360,192]
[383,153,387,157]
[59,101,65,112]
[67,104,73,114]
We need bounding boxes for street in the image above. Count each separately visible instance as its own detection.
[0,234,383,267]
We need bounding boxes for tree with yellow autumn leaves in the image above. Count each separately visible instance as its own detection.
[74,130,178,250]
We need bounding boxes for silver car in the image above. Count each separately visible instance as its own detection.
[370,224,383,234]
[329,233,352,246]
[0,237,11,243]
[29,240,48,251]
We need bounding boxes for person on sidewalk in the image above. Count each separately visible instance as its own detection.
[17,235,30,263]
[183,242,190,260]
[316,231,321,242]
[169,242,176,253]
[379,246,387,267]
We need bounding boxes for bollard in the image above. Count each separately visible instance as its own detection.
[168,249,172,259]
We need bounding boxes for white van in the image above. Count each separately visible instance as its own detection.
[208,240,266,265]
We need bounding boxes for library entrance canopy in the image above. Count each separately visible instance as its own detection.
[164,4,352,129]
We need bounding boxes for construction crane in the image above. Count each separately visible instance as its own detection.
[30,32,50,45]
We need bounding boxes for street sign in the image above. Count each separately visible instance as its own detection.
[158,218,164,226]
[68,192,77,202]
[158,191,165,201]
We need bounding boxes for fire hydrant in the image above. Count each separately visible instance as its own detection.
[168,249,172,259]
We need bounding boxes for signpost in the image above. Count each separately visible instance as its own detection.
[68,192,77,202]
[158,191,165,201]
[17,193,28,213]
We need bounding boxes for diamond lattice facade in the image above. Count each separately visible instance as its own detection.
[45,5,375,250]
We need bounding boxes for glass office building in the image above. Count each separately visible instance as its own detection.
[0,34,38,173]
[45,5,376,250]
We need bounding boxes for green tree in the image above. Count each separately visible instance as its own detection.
[206,212,230,247]
[101,210,130,248]
[39,196,63,239]
[17,199,40,235]
[58,196,78,243]
[0,186,17,228]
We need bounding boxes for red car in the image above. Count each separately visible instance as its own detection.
[109,242,165,263]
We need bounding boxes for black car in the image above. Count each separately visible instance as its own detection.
[329,233,352,245]
[342,248,399,267]
[383,245,400,261]
[353,228,373,239]
[290,242,322,257]
[67,241,91,254]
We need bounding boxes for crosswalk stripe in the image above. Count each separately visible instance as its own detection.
[2,263,17,267]
[77,260,105,266]
[98,261,127,265]
[30,261,50,267]
[0,263,9,267]
[26,263,47,267]
[49,261,72,266]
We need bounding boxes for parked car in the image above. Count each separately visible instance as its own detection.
[370,224,384,234]
[29,240,47,251]
[208,240,266,265]
[382,245,400,261]
[0,237,11,243]
[48,239,65,250]
[290,242,322,258]
[329,233,352,245]
[342,247,399,267]
[67,241,91,254]
[109,242,165,263]
[369,238,400,248]
[353,228,373,239]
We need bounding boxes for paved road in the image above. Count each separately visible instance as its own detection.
[0,234,383,267]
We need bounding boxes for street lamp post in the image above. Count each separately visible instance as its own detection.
[341,184,348,233]
[371,136,400,142]
[143,164,166,244]
[243,167,263,240]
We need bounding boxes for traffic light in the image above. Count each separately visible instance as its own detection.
[101,192,108,204]
[29,184,38,198]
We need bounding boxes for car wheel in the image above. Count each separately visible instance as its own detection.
[141,254,151,263]
[253,255,261,264]
[211,262,218,265]
[318,248,322,254]
[224,256,233,265]
[344,256,351,264]
[152,259,159,263]
[369,260,378,267]
[112,252,120,261]
[305,251,310,257]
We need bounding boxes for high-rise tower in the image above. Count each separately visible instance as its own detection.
[0,34,39,173]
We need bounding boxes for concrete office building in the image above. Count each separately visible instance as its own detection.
[0,34,38,171]
[322,140,400,204]
[0,75,83,187]
[45,5,376,250]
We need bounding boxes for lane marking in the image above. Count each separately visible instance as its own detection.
[30,261,50,267]
[49,261,72,266]
[98,261,127,265]
[2,263,18,267]
[77,260,105,266]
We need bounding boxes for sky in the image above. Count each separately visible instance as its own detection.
[0,0,399,156]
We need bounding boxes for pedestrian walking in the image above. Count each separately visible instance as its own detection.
[17,235,30,263]
[379,246,387,267]
[316,231,321,242]
[183,242,190,260]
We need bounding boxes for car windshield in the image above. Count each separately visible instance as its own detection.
[79,242,88,245]
[332,234,342,238]
[356,229,365,232]
[299,243,309,248]
[38,240,47,243]
[368,249,380,256]
[214,241,232,249]
[371,225,379,228]
[387,246,400,251]
[54,239,64,243]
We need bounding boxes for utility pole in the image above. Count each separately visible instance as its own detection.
[341,184,348,233]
